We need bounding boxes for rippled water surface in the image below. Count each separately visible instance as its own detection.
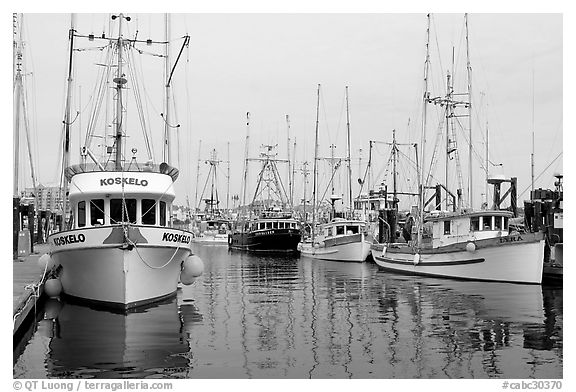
[14,245,563,379]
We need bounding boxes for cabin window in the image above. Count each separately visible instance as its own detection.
[77,201,86,227]
[110,199,123,224]
[347,225,359,234]
[142,199,156,225]
[159,201,166,226]
[279,222,285,229]
[336,226,345,235]
[443,220,451,235]
[494,216,502,230]
[266,222,272,229]
[471,217,480,231]
[124,199,137,223]
[503,217,509,230]
[90,199,104,226]
[326,227,333,237]
[257,222,263,230]
[483,216,493,230]
[273,221,278,229]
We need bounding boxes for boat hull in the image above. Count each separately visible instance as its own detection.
[229,229,301,253]
[371,232,545,284]
[298,233,372,262]
[48,225,193,309]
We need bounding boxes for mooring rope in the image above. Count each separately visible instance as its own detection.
[123,229,184,270]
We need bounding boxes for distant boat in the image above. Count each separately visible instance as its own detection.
[229,120,301,253]
[371,14,544,284]
[46,14,202,309]
[192,218,231,245]
[298,85,372,262]
[192,148,231,245]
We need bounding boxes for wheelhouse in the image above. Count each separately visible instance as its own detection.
[425,210,512,248]
[321,219,366,238]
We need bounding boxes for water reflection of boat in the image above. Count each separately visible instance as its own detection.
[309,258,376,281]
[43,296,198,378]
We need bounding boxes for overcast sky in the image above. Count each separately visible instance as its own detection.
[12,11,563,209]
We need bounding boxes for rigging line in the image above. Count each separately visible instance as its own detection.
[453,116,485,167]
[169,83,182,169]
[131,42,155,160]
[319,86,333,147]
[518,152,562,198]
[85,48,112,149]
[126,50,154,160]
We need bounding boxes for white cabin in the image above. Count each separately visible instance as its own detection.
[65,164,177,230]
[425,210,511,248]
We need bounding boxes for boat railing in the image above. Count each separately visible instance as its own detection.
[64,162,179,182]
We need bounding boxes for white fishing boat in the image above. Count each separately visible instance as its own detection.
[46,14,203,309]
[371,14,544,284]
[298,85,371,262]
[298,218,372,262]
[192,218,231,245]
[191,148,231,245]
[372,210,544,283]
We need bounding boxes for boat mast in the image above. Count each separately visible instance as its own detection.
[227,141,230,212]
[445,68,451,210]
[485,120,489,207]
[345,86,353,216]
[311,84,320,243]
[465,13,473,208]
[62,14,76,226]
[241,112,251,217]
[194,140,202,215]
[292,137,297,209]
[14,14,38,198]
[392,129,398,210]
[531,66,535,193]
[301,161,309,224]
[13,14,23,198]
[417,13,432,246]
[113,13,128,171]
[163,13,172,165]
[286,114,293,207]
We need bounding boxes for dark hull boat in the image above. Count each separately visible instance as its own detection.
[229,217,301,253]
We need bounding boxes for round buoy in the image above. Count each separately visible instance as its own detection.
[44,298,63,320]
[466,242,476,253]
[313,243,320,249]
[413,253,421,265]
[182,255,204,278]
[44,278,62,298]
[318,241,325,248]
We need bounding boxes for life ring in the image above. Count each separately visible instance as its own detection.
[228,235,233,246]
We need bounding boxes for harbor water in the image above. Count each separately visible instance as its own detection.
[14,245,563,379]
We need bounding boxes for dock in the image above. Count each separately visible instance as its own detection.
[13,243,50,342]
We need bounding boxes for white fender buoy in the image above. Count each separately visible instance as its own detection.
[182,254,204,279]
[313,243,320,249]
[466,242,476,253]
[318,241,325,248]
[38,253,53,270]
[44,298,63,320]
[413,253,420,265]
[44,278,62,298]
